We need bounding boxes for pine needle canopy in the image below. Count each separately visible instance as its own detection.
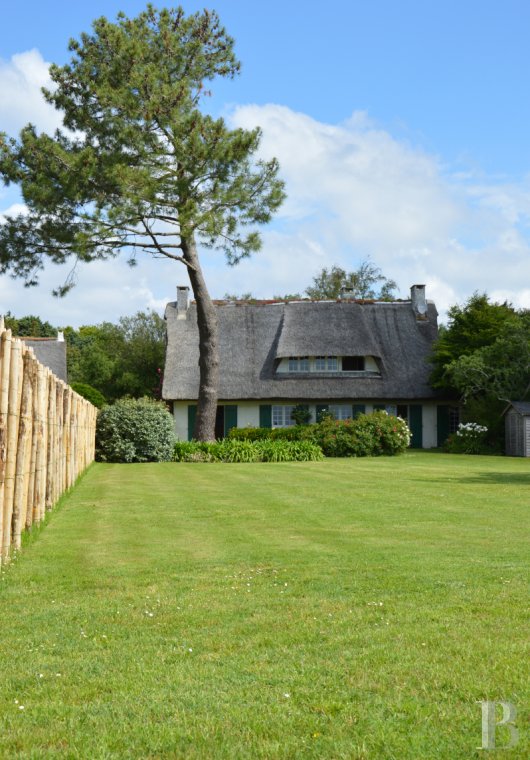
[0,4,285,292]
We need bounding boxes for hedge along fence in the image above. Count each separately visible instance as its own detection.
[0,322,97,565]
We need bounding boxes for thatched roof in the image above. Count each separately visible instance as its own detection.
[22,338,67,382]
[162,297,440,401]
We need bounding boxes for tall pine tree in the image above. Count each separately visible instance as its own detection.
[0,5,285,440]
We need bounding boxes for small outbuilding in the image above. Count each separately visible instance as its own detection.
[505,401,530,457]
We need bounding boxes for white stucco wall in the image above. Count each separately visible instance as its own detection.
[173,402,188,440]
[236,402,260,429]
[172,400,441,448]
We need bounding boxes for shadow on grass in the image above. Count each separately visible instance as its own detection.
[459,471,530,485]
[415,471,530,486]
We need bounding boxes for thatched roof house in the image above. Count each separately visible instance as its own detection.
[163,285,458,447]
[22,334,67,382]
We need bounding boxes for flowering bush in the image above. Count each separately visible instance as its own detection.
[444,422,489,454]
[313,411,411,457]
[227,412,411,457]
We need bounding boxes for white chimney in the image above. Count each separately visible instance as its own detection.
[57,330,65,342]
[339,287,356,300]
[177,286,190,319]
[410,284,427,317]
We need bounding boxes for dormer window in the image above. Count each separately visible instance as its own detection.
[315,356,338,371]
[278,355,378,374]
[342,356,365,371]
[288,356,309,372]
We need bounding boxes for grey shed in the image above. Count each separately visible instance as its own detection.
[505,402,530,457]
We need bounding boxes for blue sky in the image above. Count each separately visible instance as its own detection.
[1,0,530,326]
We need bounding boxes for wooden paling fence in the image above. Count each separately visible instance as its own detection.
[0,322,97,565]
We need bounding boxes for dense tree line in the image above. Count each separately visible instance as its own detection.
[5,310,165,404]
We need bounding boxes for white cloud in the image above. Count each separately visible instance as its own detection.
[2,91,530,325]
[0,254,178,328]
[224,104,530,319]
[0,49,61,136]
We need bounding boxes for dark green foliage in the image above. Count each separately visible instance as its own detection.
[4,312,57,337]
[431,293,530,444]
[70,382,106,409]
[291,404,312,425]
[228,412,411,457]
[305,261,397,300]
[66,310,165,401]
[96,397,175,462]
[430,293,522,390]
[173,438,324,463]
[228,426,315,442]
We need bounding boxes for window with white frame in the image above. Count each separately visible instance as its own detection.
[272,405,295,427]
[315,356,339,371]
[329,404,352,420]
[288,356,310,372]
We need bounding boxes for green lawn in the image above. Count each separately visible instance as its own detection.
[0,452,528,759]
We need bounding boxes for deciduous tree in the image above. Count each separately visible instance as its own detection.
[305,261,397,300]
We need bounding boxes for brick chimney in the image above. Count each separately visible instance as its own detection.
[410,284,427,317]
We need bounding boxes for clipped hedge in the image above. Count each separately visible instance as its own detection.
[173,438,324,463]
[70,382,107,409]
[96,397,175,463]
[227,411,411,457]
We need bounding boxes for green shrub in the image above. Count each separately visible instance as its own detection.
[173,438,324,463]
[70,382,106,409]
[96,397,175,462]
[228,425,315,442]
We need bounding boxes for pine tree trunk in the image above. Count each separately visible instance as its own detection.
[181,232,219,442]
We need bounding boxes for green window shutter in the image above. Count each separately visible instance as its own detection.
[373,404,385,411]
[224,405,238,436]
[187,405,197,441]
[437,405,450,447]
[259,404,272,428]
[409,405,423,449]
[352,404,366,418]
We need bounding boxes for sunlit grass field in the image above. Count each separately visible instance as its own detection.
[0,452,528,758]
